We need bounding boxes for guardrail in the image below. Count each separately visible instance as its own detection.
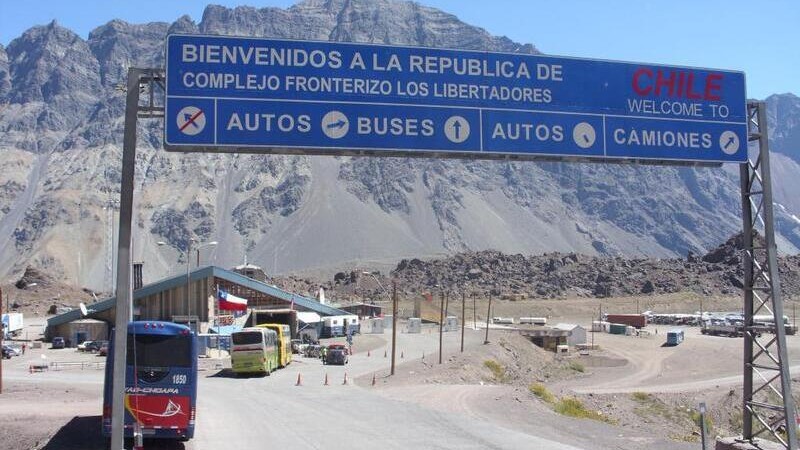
[48,361,105,371]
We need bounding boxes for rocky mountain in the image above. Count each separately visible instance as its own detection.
[0,0,798,291]
[301,232,800,302]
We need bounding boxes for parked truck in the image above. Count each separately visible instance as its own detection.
[701,323,743,337]
[604,314,647,329]
[1,313,23,338]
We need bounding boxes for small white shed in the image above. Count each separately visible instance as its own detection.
[552,323,587,347]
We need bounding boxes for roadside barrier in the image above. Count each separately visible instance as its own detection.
[367,350,370,357]
[401,351,404,359]
[371,373,376,386]
[384,350,387,358]
[295,373,302,386]
[343,372,348,385]
[324,373,329,386]
[49,361,105,371]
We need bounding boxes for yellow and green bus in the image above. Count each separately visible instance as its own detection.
[231,327,279,376]
[256,324,292,367]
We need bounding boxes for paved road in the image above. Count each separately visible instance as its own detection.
[190,327,586,450]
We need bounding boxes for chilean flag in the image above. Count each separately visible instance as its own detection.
[217,288,248,311]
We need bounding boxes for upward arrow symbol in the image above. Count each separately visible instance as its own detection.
[452,120,462,140]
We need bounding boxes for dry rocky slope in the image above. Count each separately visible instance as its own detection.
[274,232,800,302]
[0,0,798,292]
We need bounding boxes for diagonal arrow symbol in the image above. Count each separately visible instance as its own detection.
[179,109,204,132]
[723,136,736,150]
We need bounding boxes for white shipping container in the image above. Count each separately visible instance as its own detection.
[2,313,23,337]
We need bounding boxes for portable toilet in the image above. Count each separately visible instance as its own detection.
[365,317,384,334]
[407,318,422,333]
[445,316,459,332]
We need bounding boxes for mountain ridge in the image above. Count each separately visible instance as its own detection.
[0,0,797,291]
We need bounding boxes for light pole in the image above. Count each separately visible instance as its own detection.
[195,241,218,267]
[158,238,216,323]
[363,272,396,376]
[361,271,390,303]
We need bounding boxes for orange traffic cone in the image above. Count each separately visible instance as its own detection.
[343,372,349,385]
[371,373,377,386]
[295,373,303,386]
[324,373,329,386]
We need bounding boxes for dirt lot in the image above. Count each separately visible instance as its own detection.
[3,292,799,449]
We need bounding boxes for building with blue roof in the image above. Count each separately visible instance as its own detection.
[46,265,348,344]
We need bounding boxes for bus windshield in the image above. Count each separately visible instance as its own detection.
[127,334,193,367]
[232,331,263,346]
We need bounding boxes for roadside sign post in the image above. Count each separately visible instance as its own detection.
[102,34,795,449]
[699,402,707,450]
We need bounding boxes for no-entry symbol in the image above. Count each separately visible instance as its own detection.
[177,106,206,136]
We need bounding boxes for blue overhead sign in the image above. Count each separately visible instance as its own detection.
[165,34,748,164]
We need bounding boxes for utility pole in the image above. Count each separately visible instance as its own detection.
[484,296,492,344]
[391,281,397,376]
[460,292,465,353]
[472,293,477,331]
[438,289,444,364]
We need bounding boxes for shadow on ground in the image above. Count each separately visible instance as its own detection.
[41,416,187,450]
[42,416,106,450]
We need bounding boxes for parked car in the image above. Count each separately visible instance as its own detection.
[98,341,109,356]
[304,344,322,358]
[324,348,348,365]
[327,343,350,355]
[51,337,66,349]
[77,340,95,352]
[85,340,106,353]
[2,344,20,358]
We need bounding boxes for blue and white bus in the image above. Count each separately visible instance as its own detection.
[102,321,198,441]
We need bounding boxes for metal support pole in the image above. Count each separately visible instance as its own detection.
[460,292,465,353]
[739,101,797,449]
[699,402,708,450]
[438,289,444,364]
[186,238,192,319]
[1,286,4,394]
[484,296,492,344]
[110,67,141,450]
[391,281,397,376]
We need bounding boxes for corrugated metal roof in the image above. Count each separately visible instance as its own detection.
[47,266,348,328]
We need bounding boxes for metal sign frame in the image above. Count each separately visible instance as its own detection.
[163,34,747,166]
[109,67,795,449]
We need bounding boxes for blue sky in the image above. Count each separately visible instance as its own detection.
[0,0,796,99]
